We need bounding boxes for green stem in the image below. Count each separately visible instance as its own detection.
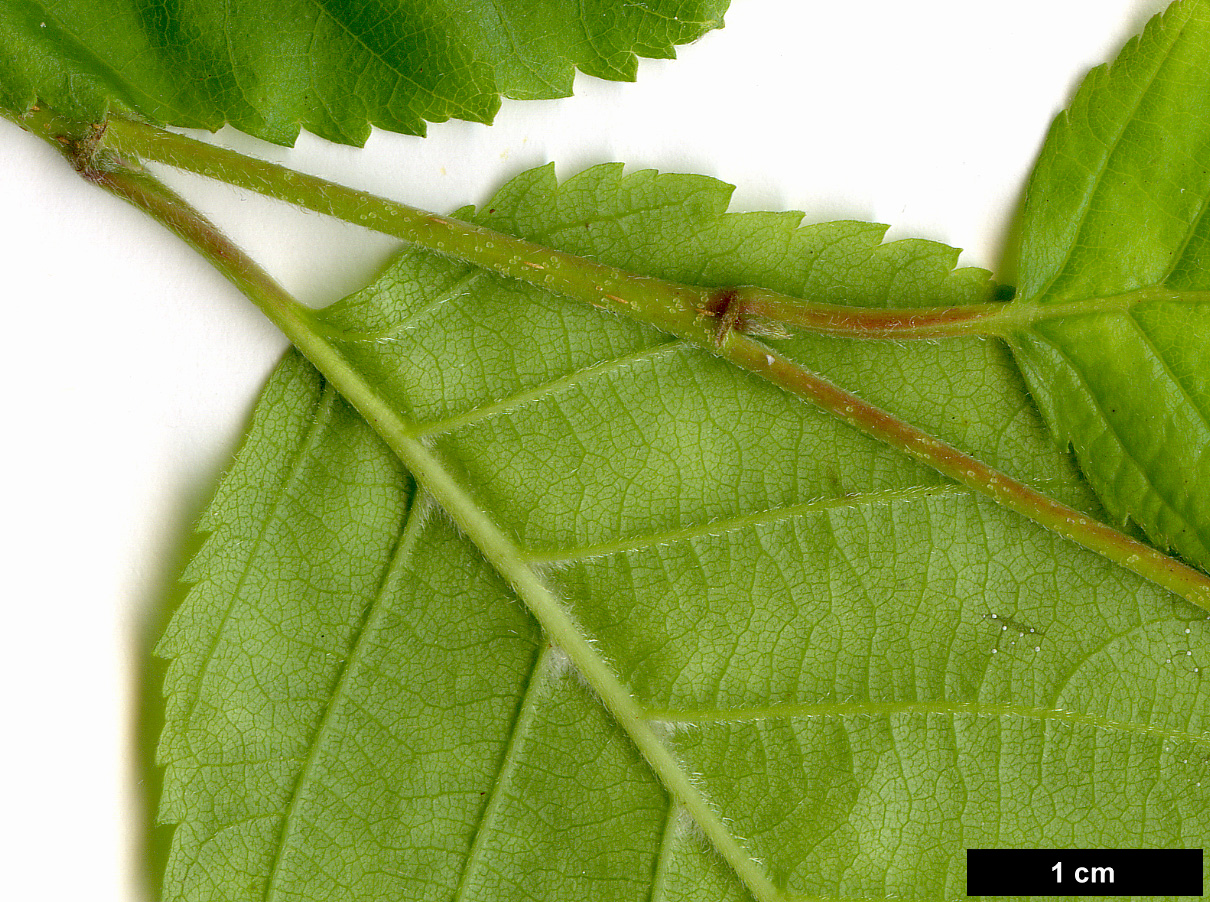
[99,118,1210,342]
[22,113,1210,341]
[92,163,791,902]
[102,118,1016,341]
[102,117,711,336]
[97,116,1210,610]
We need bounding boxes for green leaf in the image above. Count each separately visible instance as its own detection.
[159,163,1210,902]
[1010,0,1210,572]
[0,0,726,144]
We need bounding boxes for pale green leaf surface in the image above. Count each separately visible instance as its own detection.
[1011,0,1210,572]
[159,163,1210,902]
[0,0,726,144]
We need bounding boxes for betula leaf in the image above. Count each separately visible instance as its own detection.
[1010,0,1210,573]
[0,0,725,144]
[6,0,1205,898]
[158,162,1210,902]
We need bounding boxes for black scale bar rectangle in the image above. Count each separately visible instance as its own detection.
[967,849,1203,896]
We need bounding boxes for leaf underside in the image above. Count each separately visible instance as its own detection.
[1011,0,1210,574]
[0,0,726,144]
[158,163,1210,902]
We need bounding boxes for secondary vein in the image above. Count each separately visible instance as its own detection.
[641,699,1210,747]
[449,645,553,902]
[411,340,683,439]
[263,478,424,902]
[524,485,966,564]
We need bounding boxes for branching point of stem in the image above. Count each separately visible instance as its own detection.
[8,106,125,179]
[84,114,1210,612]
[700,287,747,346]
[65,119,111,179]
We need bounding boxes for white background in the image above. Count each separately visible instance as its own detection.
[0,2,1174,899]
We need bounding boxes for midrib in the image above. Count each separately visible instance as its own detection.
[644,699,1210,748]
[1009,286,1210,329]
[260,297,792,902]
[523,485,967,564]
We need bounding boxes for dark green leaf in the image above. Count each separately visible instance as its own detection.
[0,0,726,144]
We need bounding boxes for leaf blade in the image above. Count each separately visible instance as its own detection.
[1,0,727,144]
[1011,0,1210,571]
[159,163,1210,901]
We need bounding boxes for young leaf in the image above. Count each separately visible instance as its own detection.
[159,163,1210,902]
[1010,0,1210,572]
[0,0,726,143]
